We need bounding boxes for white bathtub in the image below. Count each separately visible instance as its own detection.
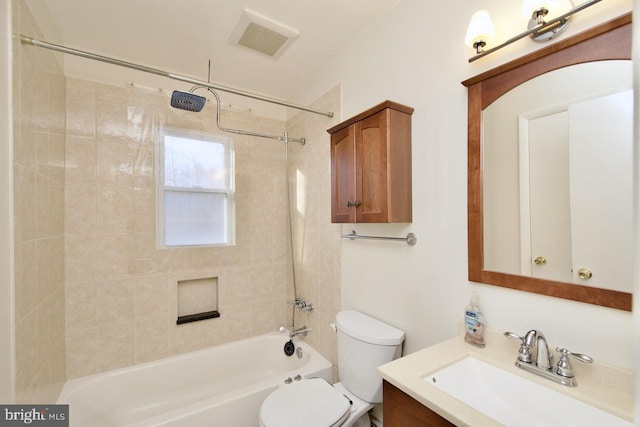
[58,333,333,427]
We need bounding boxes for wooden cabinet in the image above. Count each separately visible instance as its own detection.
[383,381,456,427]
[327,101,413,223]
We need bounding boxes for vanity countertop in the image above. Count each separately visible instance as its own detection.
[377,328,634,427]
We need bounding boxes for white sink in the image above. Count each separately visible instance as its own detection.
[425,357,632,427]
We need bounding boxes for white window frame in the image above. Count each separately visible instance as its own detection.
[156,127,235,248]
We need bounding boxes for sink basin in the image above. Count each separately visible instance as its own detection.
[425,357,632,427]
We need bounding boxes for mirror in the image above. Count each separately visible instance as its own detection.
[463,14,633,311]
[483,61,633,286]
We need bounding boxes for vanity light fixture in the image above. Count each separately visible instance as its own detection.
[466,0,601,62]
[465,10,495,54]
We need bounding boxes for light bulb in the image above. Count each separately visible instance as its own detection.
[465,10,495,50]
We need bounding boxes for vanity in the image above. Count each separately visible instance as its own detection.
[378,328,634,427]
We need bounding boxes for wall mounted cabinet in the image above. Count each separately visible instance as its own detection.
[327,101,413,223]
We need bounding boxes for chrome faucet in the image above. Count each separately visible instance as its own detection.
[504,330,592,387]
[533,331,553,371]
[290,326,312,338]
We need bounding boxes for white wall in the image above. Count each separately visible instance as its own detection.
[0,0,15,403]
[291,0,635,370]
[633,0,640,421]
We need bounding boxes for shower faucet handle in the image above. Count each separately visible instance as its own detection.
[288,298,314,313]
[288,299,304,308]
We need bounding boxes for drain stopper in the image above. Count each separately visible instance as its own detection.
[284,340,295,356]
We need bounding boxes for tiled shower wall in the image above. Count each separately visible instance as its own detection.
[12,0,67,403]
[286,87,342,371]
[15,0,344,388]
[64,80,293,378]
[13,0,342,393]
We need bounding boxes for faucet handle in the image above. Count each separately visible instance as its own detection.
[555,347,593,378]
[504,331,524,341]
[556,348,593,363]
[504,331,533,363]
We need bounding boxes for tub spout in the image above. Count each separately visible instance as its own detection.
[290,326,311,338]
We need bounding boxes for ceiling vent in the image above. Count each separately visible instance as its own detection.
[229,9,300,59]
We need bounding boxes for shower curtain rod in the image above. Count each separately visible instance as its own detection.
[19,36,334,119]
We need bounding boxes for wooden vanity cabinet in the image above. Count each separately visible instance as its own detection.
[327,101,413,223]
[383,381,456,427]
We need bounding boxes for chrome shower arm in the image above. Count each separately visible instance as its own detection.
[190,86,305,144]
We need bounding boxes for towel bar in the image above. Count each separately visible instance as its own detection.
[341,230,417,246]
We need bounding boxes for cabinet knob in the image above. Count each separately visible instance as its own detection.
[534,256,547,266]
[346,201,361,208]
[577,268,593,280]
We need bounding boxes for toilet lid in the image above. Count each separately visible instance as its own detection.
[260,378,352,427]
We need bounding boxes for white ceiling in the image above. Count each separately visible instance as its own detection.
[25,0,401,100]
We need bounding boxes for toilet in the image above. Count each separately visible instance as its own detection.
[259,310,405,427]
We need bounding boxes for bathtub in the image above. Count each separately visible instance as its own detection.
[57,333,333,427]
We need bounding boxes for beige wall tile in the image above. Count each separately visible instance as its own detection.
[96,185,134,235]
[133,190,155,234]
[65,136,96,187]
[97,138,135,187]
[15,312,38,395]
[135,316,169,364]
[66,281,98,332]
[93,234,134,279]
[65,235,96,283]
[97,323,135,371]
[65,186,97,235]
[66,84,96,138]
[13,0,67,402]
[15,240,37,322]
[97,278,136,325]
[135,275,169,319]
[96,96,132,142]
[66,327,99,379]
[36,238,62,301]
[17,166,37,241]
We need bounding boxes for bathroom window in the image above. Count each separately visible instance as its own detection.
[157,128,235,247]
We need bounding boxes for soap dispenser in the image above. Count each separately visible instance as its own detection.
[464,294,485,348]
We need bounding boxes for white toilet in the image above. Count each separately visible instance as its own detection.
[259,310,405,427]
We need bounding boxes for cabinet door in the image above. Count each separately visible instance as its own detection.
[383,381,455,427]
[356,110,389,222]
[331,125,356,223]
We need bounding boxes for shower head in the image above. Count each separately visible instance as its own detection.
[170,91,207,112]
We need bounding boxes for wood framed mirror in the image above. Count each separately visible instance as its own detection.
[463,14,633,311]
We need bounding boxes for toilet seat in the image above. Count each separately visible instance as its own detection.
[260,378,352,427]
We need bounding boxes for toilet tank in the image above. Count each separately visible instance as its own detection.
[336,310,404,403]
